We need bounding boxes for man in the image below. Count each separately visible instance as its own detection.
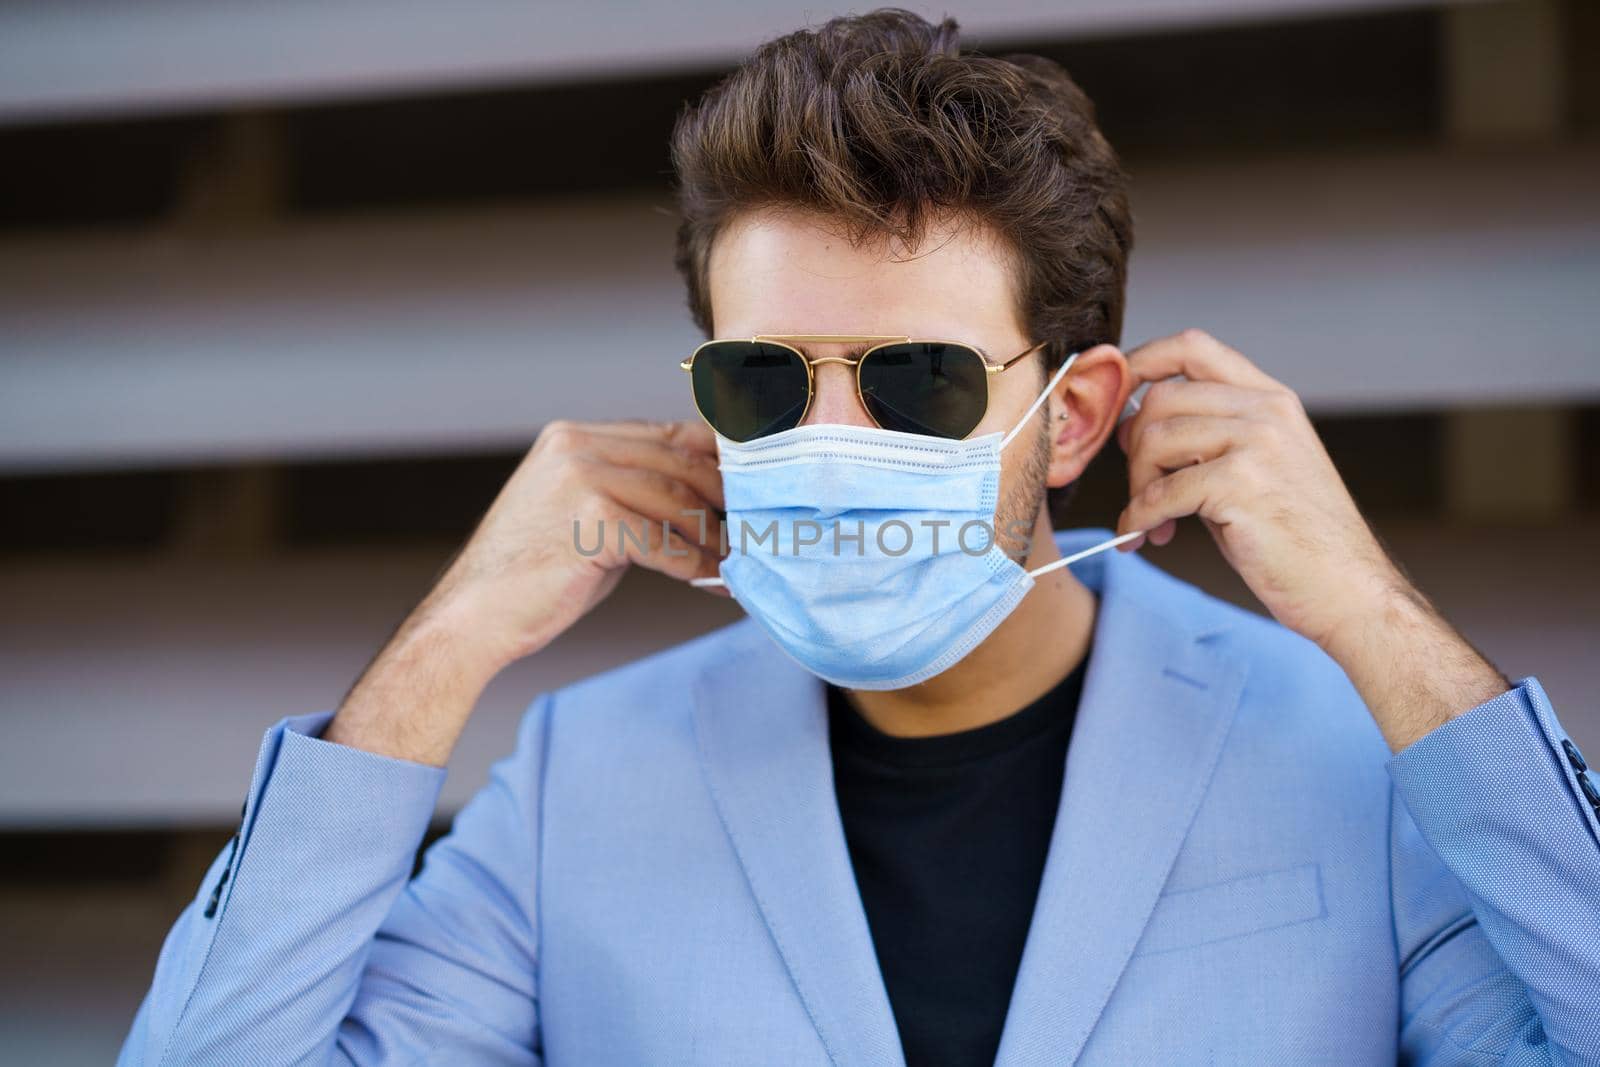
[119,10,1600,1065]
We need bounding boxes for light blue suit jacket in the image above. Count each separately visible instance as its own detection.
[118,529,1600,1064]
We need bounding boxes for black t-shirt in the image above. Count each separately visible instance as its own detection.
[826,654,1086,1067]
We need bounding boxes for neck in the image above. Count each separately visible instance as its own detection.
[846,510,1098,737]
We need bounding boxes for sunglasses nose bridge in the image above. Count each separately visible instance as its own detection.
[801,359,876,430]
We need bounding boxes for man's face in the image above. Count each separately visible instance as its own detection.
[706,207,1055,557]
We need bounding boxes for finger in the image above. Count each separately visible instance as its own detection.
[603,502,722,586]
[536,418,724,511]
[1125,413,1243,503]
[1125,329,1282,392]
[1118,456,1236,540]
[1117,379,1261,454]
[590,417,718,454]
[591,463,723,554]
[1148,518,1178,547]
[583,431,725,512]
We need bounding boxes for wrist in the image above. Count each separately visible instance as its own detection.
[1310,561,1415,664]
[1316,566,1511,753]
[407,583,520,683]
[327,595,505,766]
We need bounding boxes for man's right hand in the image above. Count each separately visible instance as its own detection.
[323,417,725,765]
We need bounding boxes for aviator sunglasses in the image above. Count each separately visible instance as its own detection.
[680,334,1054,443]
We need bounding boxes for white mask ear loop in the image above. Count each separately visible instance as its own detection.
[999,350,1079,450]
[696,518,1145,588]
[997,347,1147,575]
[1026,529,1144,578]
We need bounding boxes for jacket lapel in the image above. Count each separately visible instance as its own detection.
[692,623,906,1067]
[994,536,1249,1065]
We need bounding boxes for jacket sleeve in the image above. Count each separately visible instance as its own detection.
[115,693,552,1066]
[1386,676,1600,1065]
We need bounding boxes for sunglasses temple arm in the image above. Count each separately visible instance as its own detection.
[690,576,726,588]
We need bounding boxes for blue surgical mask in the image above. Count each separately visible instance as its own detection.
[693,351,1141,690]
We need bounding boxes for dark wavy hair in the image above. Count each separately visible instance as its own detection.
[668,7,1133,376]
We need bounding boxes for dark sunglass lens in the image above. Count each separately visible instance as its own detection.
[690,341,810,441]
[858,343,988,438]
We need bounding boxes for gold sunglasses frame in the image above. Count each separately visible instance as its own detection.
[679,334,1051,441]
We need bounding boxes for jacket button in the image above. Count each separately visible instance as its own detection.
[1563,739,1588,773]
[1579,771,1600,811]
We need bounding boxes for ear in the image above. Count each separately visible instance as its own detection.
[1046,344,1133,489]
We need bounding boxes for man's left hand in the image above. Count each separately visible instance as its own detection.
[1113,328,1509,751]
